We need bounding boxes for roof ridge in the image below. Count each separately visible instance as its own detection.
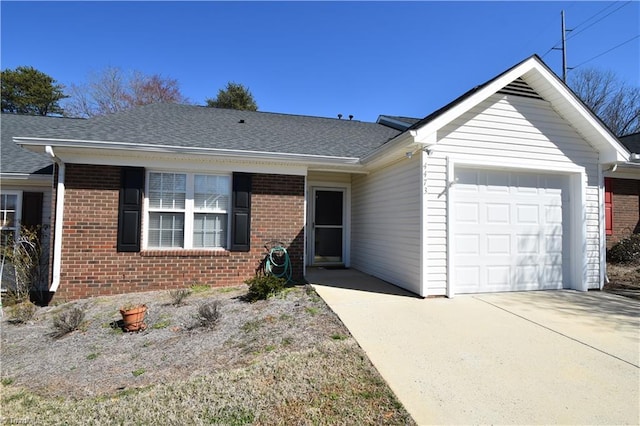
[126,102,378,124]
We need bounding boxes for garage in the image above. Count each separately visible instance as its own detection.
[452,168,570,294]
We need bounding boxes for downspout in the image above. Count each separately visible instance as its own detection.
[45,146,64,293]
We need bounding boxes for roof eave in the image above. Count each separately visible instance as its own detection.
[0,172,53,184]
[15,137,364,169]
[360,132,416,168]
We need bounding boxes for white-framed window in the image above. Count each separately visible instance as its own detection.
[0,191,21,247]
[146,172,230,249]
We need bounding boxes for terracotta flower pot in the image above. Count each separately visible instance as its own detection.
[119,304,147,332]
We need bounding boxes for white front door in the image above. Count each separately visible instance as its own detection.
[311,188,345,264]
[452,168,570,293]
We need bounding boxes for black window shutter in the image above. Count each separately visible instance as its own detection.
[22,192,43,229]
[117,167,144,252]
[231,172,252,252]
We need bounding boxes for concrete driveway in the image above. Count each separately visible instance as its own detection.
[307,268,640,425]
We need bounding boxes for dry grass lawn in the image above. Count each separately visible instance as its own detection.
[1,284,416,425]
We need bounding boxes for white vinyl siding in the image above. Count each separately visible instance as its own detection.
[424,157,449,295]
[307,171,351,184]
[351,155,422,294]
[425,93,601,294]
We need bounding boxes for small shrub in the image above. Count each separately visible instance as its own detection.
[244,275,286,302]
[2,225,45,304]
[1,377,14,386]
[6,301,37,324]
[193,300,221,329]
[50,306,86,338]
[169,288,191,306]
[190,284,211,293]
[607,234,640,264]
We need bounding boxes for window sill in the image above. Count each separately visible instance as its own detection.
[140,249,230,258]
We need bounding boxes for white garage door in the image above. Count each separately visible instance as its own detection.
[453,168,569,294]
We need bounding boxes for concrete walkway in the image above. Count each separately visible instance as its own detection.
[307,268,640,425]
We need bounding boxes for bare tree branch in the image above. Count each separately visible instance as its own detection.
[64,67,189,117]
[569,68,640,136]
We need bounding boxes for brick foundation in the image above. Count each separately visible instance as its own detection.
[52,164,305,301]
[607,177,640,248]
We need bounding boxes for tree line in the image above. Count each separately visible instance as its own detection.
[1,66,257,118]
[1,64,638,136]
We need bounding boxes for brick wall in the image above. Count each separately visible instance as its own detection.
[607,177,640,248]
[53,164,305,301]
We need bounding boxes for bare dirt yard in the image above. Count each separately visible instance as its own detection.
[1,284,416,425]
[604,263,640,300]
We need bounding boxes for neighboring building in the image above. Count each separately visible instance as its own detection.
[0,114,85,295]
[604,132,640,248]
[15,55,630,301]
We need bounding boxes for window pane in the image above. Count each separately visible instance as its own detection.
[193,213,227,248]
[148,212,184,248]
[0,194,17,229]
[149,173,162,191]
[1,212,15,229]
[194,175,230,212]
[149,173,186,209]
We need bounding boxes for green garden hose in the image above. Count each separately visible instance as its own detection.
[265,245,292,283]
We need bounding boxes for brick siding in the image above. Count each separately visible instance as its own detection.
[607,177,640,248]
[53,164,305,301]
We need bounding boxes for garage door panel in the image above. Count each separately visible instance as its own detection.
[456,266,481,292]
[455,234,480,254]
[487,266,511,287]
[545,235,563,253]
[545,205,563,223]
[543,266,563,286]
[487,176,511,192]
[455,203,479,223]
[516,235,539,254]
[515,174,539,192]
[486,234,510,254]
[516,265,539,286]
[456,170,480,189]
[486,203,510,223]
[516,205,540,224]
[453,168,569,294]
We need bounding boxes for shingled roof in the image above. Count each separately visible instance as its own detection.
[1,114,86,175]
[25,103,402,159]
[619,133,640,154]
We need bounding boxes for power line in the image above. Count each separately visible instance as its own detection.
[567,1,632,42]
[541,2,631,59]
[569,2,618,33]
[571,34,640,70]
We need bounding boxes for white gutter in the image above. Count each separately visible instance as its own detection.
[15,137,362,167]
[45,146,64,293]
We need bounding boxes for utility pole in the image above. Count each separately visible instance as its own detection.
[561,10,568,82]
[553,10,572,82]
